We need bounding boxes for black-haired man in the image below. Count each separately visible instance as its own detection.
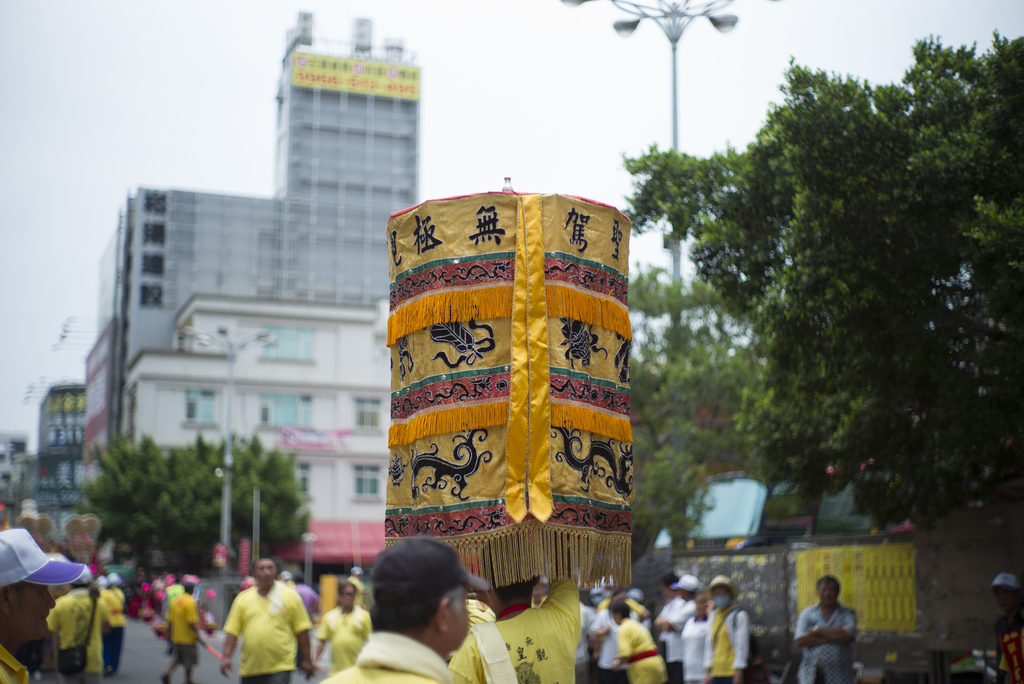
[325,536,488,684]
[450,573,580,684]
[793,576,856,684]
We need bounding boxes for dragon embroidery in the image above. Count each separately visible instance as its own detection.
[411,429,493,502]
[552,426,633,497]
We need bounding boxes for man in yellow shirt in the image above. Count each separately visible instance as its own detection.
[449,574,580,684]
[315,580,372,674]
[162,579,200,684]
[324,536,488,684]
[0,528,88,684]
[611,600,668,684]
[220,557,314,683]
[47,573,113,684]
[99,573,127,675]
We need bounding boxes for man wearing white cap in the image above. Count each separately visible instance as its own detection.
[655,574,700,684]
[991,572,1023,684]
[0,528,88,684]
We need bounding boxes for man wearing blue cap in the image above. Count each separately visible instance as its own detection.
[0,528,88,684]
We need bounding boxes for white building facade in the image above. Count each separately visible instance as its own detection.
[123,296,389,526]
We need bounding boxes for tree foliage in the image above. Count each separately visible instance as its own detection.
[628,268,761,557]
[625,36,1024,526]
[84,435,308,570]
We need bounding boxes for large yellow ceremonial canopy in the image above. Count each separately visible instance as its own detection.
[386,191,633,586]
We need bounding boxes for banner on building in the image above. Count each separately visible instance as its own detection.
[292,52,420,100]
[277,427,352,452]
[796,542,918,632]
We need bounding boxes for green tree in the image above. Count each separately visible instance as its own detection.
[84,434,308,570]
[628,268,761,557]
[625,35,1024,526]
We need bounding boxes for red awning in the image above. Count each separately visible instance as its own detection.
[274,520,385,565]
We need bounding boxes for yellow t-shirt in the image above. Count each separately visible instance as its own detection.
[709,610,736,677]
[101,587,127,628]
[0,642,27,684]
[449,578,580,684]
[169,593,200,645]
[224,582,313,677]
[46,588,113,674]
[617,618,668,684]
[316,606,373,673]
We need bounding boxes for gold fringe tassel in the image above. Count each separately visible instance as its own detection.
[546,285,632,341]
[384,519,631,587]
[388,402,510,448]
[388,287,514,345]
[551,402,633,443]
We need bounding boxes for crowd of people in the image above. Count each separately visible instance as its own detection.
[2,527,1021,684]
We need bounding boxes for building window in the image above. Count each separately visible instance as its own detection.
[142,253,165,275]
[260,394,312,427]
[144,191,167,214]
[143,223,166,245]
[354,465,379,497]
[186,389,215,423]
[297,463,310,494]
[354,398,380,430]
[140,284,163,307]
[261,326,314,361]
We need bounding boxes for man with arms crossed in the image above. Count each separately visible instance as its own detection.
[793,576,856,684]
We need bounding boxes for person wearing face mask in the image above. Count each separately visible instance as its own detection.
[702,576,747,684]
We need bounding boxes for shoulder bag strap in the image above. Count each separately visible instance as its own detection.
[75,597,98,647]
[471,622,517,684]
[712,608,731,650]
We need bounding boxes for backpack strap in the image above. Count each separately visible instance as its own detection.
[471,622,517,684]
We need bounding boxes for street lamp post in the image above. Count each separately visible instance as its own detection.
[301,532,317,586]
[561,0,742,282]
[186,327,273,571]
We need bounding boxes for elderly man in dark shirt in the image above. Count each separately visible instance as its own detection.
[794,576,856,684]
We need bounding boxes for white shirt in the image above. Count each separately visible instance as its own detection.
[577,604,597,664]
[593,609,619,669]
[681,615,710,681]
[593,606,638,669]
[657,597,695,663]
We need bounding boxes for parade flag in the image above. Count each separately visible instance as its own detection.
[1002,629,1024,684]
[385,191,633,586]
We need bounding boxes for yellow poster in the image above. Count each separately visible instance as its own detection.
[795,543,916,632]
[292,52,420,100]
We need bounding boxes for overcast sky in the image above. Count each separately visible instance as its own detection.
[2,0,1021,451]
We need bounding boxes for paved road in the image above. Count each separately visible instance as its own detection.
[36,621,335,684]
